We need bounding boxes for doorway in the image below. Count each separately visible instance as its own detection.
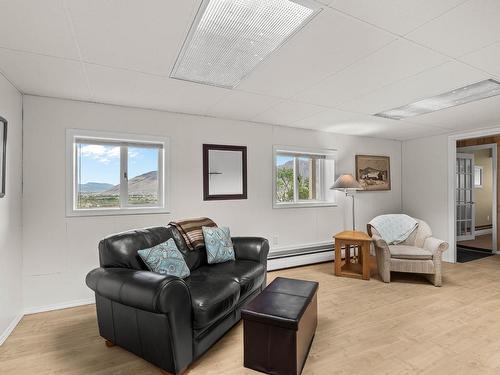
[456,143,497,262]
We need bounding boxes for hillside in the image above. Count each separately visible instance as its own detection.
[278,159,310,176]
[101,170,158,195]
[78,182,114,193]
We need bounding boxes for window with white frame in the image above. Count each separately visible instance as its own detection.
[474,166,483,188]
[273,145,336,208]
[66,130,169,216]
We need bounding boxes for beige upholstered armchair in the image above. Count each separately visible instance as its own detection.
[367,218,449,287]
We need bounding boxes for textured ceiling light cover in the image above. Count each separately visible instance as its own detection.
[375,79,500,120]
[170,0,319,88]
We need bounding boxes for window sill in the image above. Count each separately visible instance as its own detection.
[66,206,171,218]
[273,201,337,209]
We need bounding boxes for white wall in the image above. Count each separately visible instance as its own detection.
[402,134,452,261]
[0,76,23,343]
[22,95,403,310]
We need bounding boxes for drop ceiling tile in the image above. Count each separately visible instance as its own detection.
[291,107,363,130]
[0,48,90,100]
[289,107,447,139]
[316,0,334,5]
[411,94,500,131]
[66,0,197,75]
[338,61,489,114]
[381,125,450,141]
[407,0,500,57]
[205,91,279,122]
[295,38,447,107]
[253,100,327,125]
[329,0,465,36]
[461,41,500,79]
[0,0,79,59]
[85,64,228,115]
[237,8,395,98]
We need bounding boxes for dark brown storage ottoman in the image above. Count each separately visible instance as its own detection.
[241,277,318,375]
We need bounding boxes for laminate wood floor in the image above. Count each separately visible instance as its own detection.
[2,257,500,375]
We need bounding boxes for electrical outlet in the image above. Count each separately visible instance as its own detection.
[487,215,490,222]
[272,235,279,246]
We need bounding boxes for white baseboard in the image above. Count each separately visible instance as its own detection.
[268,251,333,271]
[0,313,24,346]
[475,228,492,236]
[23,297,95,315]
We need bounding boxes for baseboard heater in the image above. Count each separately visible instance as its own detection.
[267,242,334,271]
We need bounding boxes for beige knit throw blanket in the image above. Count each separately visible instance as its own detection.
[169,217,217,250]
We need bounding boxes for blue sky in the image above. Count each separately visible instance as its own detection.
[78,144,158,185]
[276,155,293,167]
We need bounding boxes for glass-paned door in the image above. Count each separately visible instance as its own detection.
[456,153,475,241]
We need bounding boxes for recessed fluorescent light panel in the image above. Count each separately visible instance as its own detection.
[170,0,320,88]
[375,79,500,120]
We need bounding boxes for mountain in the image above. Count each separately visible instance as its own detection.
[277,159,310,176]
[101,170,158,195]
[79,182,114,193]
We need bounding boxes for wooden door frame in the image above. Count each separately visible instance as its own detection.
[457,144,497,252]
[448,128,500,263]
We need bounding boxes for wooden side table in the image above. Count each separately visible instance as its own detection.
[334,230,373,280]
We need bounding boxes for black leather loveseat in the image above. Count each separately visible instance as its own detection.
[86,226,269,374]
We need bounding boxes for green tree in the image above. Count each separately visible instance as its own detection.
[298,175,310,200]
[276,167,311,202]
[276,167,294,202]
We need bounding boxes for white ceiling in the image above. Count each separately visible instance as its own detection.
[1,0,500,140]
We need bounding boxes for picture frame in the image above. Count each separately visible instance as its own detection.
[355,154,391,191]
[203,144,247,200]
[0,116,6,198]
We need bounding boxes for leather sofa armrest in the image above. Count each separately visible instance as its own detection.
[232,237,270,266]
[86,267,191,314]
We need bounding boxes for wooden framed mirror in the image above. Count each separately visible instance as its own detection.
[203,144,247,200]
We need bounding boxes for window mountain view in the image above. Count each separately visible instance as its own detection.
[77,170,159,208]
[75,143,161,209]
[276,157,316,202]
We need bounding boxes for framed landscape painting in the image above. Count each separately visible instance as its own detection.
[355,155,390,191]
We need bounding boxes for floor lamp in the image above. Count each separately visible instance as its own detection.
[331,174,362,230]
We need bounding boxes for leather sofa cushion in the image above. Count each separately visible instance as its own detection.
[190,260,265,300]
[207,260,265,299]
[186,272,240,329]
[390,245,433,260]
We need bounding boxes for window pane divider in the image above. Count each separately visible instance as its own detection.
[293,157,298,203]
[120,145,128,208]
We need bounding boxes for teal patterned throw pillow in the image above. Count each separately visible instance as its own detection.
[138,238,190,278]
[202,226,235,264]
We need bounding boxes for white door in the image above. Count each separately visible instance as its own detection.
[456,153,475,241]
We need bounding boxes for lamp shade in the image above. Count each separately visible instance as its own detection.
[330,174,362,190]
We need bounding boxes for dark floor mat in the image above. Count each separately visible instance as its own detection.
[457,246,494,263]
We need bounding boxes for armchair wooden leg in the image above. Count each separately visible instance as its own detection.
[105,340,115,348]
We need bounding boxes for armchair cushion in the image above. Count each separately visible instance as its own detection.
[389,245,433,260]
